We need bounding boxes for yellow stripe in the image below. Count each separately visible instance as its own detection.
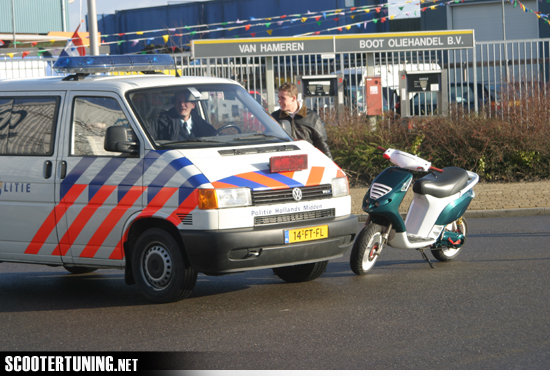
[193,36,334,45]
[335,30,473,40]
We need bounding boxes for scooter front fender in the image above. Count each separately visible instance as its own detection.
[363,167,412,233]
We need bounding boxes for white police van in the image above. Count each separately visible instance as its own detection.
[0,55,357,303]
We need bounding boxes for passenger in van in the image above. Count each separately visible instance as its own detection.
[271,82,332,159]
[150,90,216,141]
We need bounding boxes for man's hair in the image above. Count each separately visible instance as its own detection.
[278,82,298,98]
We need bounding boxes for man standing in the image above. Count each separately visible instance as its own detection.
[150,90,216,141]
[271,82,332,159]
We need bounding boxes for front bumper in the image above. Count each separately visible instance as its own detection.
[181,214,357,274]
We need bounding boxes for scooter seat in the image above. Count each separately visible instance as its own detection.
[413,167,470,198]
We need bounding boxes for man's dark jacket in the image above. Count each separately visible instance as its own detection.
[271,104,332,159]
[149,107,216,140]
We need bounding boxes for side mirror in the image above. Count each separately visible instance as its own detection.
[104,126,139,154]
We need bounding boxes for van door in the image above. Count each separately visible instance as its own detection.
[56,92,144,268]
[0,93,64,264]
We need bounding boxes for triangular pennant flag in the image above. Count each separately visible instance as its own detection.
[0,40,4,46]
[136,31,144,35]
[399,6,404,10]
[172,46,176,51]
[345,25,351,30]
[373,19,379,23]
[390,15,396,20]
[265,22,271,28]
[267,30,273,35]
[251,17,257,20]
[301,17,307,22]
[7,53,14,58]
[277,21,284,25]
[314,31,321,35]
[323,12,327,19]
[22,51,30,58]
[163,35,169,43]
[31,42,37,47]
[50,39,55,44]
[245,24,251,30]
[351,7,356,10]
[334,17,339,21]
[317,21,322,26]
[381,17,387,22]
[117,41,123,45]
[337,27,343,31]
[118,33,125,36]
[351,15,355,19]
[132,40,139,47]
[250,33,256,37]
[365,9,370,13]
[281,15,287,18]
[376,7,381,12]
[315,16,321,21]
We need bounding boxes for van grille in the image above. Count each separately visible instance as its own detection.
[251,184,332,205]
[254,208,335,226]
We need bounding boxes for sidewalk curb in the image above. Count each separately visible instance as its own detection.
[354,207,550,222]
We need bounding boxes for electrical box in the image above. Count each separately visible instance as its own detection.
[365,76,382,116]
[296,74,344,113]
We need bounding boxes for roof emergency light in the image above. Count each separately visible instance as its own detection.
[53,54,175,74]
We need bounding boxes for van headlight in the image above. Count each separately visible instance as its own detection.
[332,177,349,198]
[198,188,252,209]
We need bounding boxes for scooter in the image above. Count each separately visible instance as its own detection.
[350,146,479,274]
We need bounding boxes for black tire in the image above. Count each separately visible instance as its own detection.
[350,223,383,275]
[431,217,468,262]
[132,228,197,303]
[273,261,328,283]
[63,266,98,274]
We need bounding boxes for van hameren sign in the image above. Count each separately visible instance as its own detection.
[192,31,475,58]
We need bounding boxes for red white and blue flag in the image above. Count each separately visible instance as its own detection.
[60,24,86,57]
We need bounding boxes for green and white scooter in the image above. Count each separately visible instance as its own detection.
[350,146,479,274]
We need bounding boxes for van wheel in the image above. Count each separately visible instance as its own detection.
[273,261,328,283]
[63,266,98,274]
[132,228,197,303]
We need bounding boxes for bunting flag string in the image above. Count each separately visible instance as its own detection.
[0,0,548,58]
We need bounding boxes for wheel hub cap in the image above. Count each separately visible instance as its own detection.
[143,245,172,289]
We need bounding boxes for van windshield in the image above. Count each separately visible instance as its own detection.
[127,84,291,149]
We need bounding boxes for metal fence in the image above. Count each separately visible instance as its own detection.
[3,37,549,119]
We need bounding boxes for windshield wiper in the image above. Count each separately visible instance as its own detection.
[161,138,223,146]
[232,133,290,142]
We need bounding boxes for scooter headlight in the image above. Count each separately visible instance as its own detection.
[332,177,350,198]
[199,188,252,209]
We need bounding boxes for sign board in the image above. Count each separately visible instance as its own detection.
[406,72,441,92]
[192,30,475,58]
[192,36,334,58]
[334,30,474,53]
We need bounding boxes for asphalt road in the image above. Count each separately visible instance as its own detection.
[1,215,549,370]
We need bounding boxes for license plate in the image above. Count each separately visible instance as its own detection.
[284,225,328,244]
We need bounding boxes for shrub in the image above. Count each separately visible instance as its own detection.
[323,94,550,185]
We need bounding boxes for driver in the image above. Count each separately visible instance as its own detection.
[150,90,216,141]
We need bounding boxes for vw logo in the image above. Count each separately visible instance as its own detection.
[292,187,303,202]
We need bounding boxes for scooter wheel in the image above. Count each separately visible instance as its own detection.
[431,217,468,262]
[350,223,383,275]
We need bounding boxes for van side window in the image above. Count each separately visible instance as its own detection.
[71,96,135,157]
[0,97,58,156]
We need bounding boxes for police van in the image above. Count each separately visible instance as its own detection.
[0,55,357,303]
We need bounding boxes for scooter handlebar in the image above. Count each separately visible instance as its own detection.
[377,146,387,152]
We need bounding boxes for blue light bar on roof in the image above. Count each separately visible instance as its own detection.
[53,54,175,74]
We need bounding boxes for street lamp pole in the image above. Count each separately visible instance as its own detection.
[87,0,100,55]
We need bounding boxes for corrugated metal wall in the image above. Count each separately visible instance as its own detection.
[0,0,69,34]
[99,0,393,55]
